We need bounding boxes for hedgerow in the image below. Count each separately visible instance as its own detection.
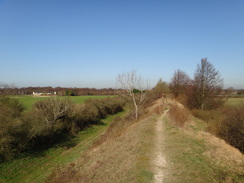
[0,96,125,161]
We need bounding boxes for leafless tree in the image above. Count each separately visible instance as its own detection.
[0,83,17,95]
[117,70,149,120]
[189,58,224,110]
[33,97,72,123]
[170,70,190,97]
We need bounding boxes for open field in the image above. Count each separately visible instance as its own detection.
[225,97,244,107]
[13,95,113,111]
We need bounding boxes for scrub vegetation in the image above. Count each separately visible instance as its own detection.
[0,95,125,161]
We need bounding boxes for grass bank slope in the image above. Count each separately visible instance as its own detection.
[46,111,161,183]
[163,100,244,183]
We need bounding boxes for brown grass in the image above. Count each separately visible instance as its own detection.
[191,106,244,154]
[45,102,163,183]
[168,103,190,127]
[197,131,244,175]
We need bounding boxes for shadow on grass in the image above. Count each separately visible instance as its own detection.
[2,120,107,163]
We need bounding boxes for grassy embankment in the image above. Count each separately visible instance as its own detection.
[163,101,244,183]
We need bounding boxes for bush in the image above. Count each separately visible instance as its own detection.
[0,96,125,161]
[191,106,244,153]
[175,94,188,106]
[218,105,244,153]
[169,104,190,127]
[74,102,100,127]
[21,97,74,148]
[33,97,73,123]
[0,96,25,160]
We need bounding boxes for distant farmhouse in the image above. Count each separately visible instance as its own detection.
[32,91,56,96]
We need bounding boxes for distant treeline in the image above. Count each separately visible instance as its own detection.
[223,88,244,96]
[0,86,124,96]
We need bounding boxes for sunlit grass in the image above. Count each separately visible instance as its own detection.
[225,97,244,107]
[163,115,243,183]
[13,95,113,111]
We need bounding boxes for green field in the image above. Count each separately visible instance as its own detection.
[14,95,113,111]
[225,97,244,107]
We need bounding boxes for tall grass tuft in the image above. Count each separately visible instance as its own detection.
[169,104,190,127]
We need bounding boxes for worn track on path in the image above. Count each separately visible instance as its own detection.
[152,109,168,183]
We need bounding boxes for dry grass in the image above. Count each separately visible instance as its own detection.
[163,114,244,183]
[46,104,163,183]
[197,131,244,175]
[191,105,244,154]
[46,98,244,183]
[168,103,190,127]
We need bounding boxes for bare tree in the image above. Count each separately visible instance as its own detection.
[0,83,17,95]
[117,70,149,120]
[170,70,190,97]
[188,58,224,110]
[33,97,72,123]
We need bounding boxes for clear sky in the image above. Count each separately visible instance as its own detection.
[0,0,243,89]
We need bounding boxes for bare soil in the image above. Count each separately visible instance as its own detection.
[152,109,168,183]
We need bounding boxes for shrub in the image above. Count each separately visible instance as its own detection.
[0,96,25,160]
[0,96,125,161]
[22,111,66,146]
[169,104,189,127]
[175,94,188,106]
[191,105,244,153]
[71,97,125,132]
[33,97,73,123]
[218,105,244,153]
[74,102,100,127]
[19,97,74,149]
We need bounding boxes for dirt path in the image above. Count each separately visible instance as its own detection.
[152,109,168,183]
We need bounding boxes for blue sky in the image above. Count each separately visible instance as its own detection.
[0,0,243,89]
